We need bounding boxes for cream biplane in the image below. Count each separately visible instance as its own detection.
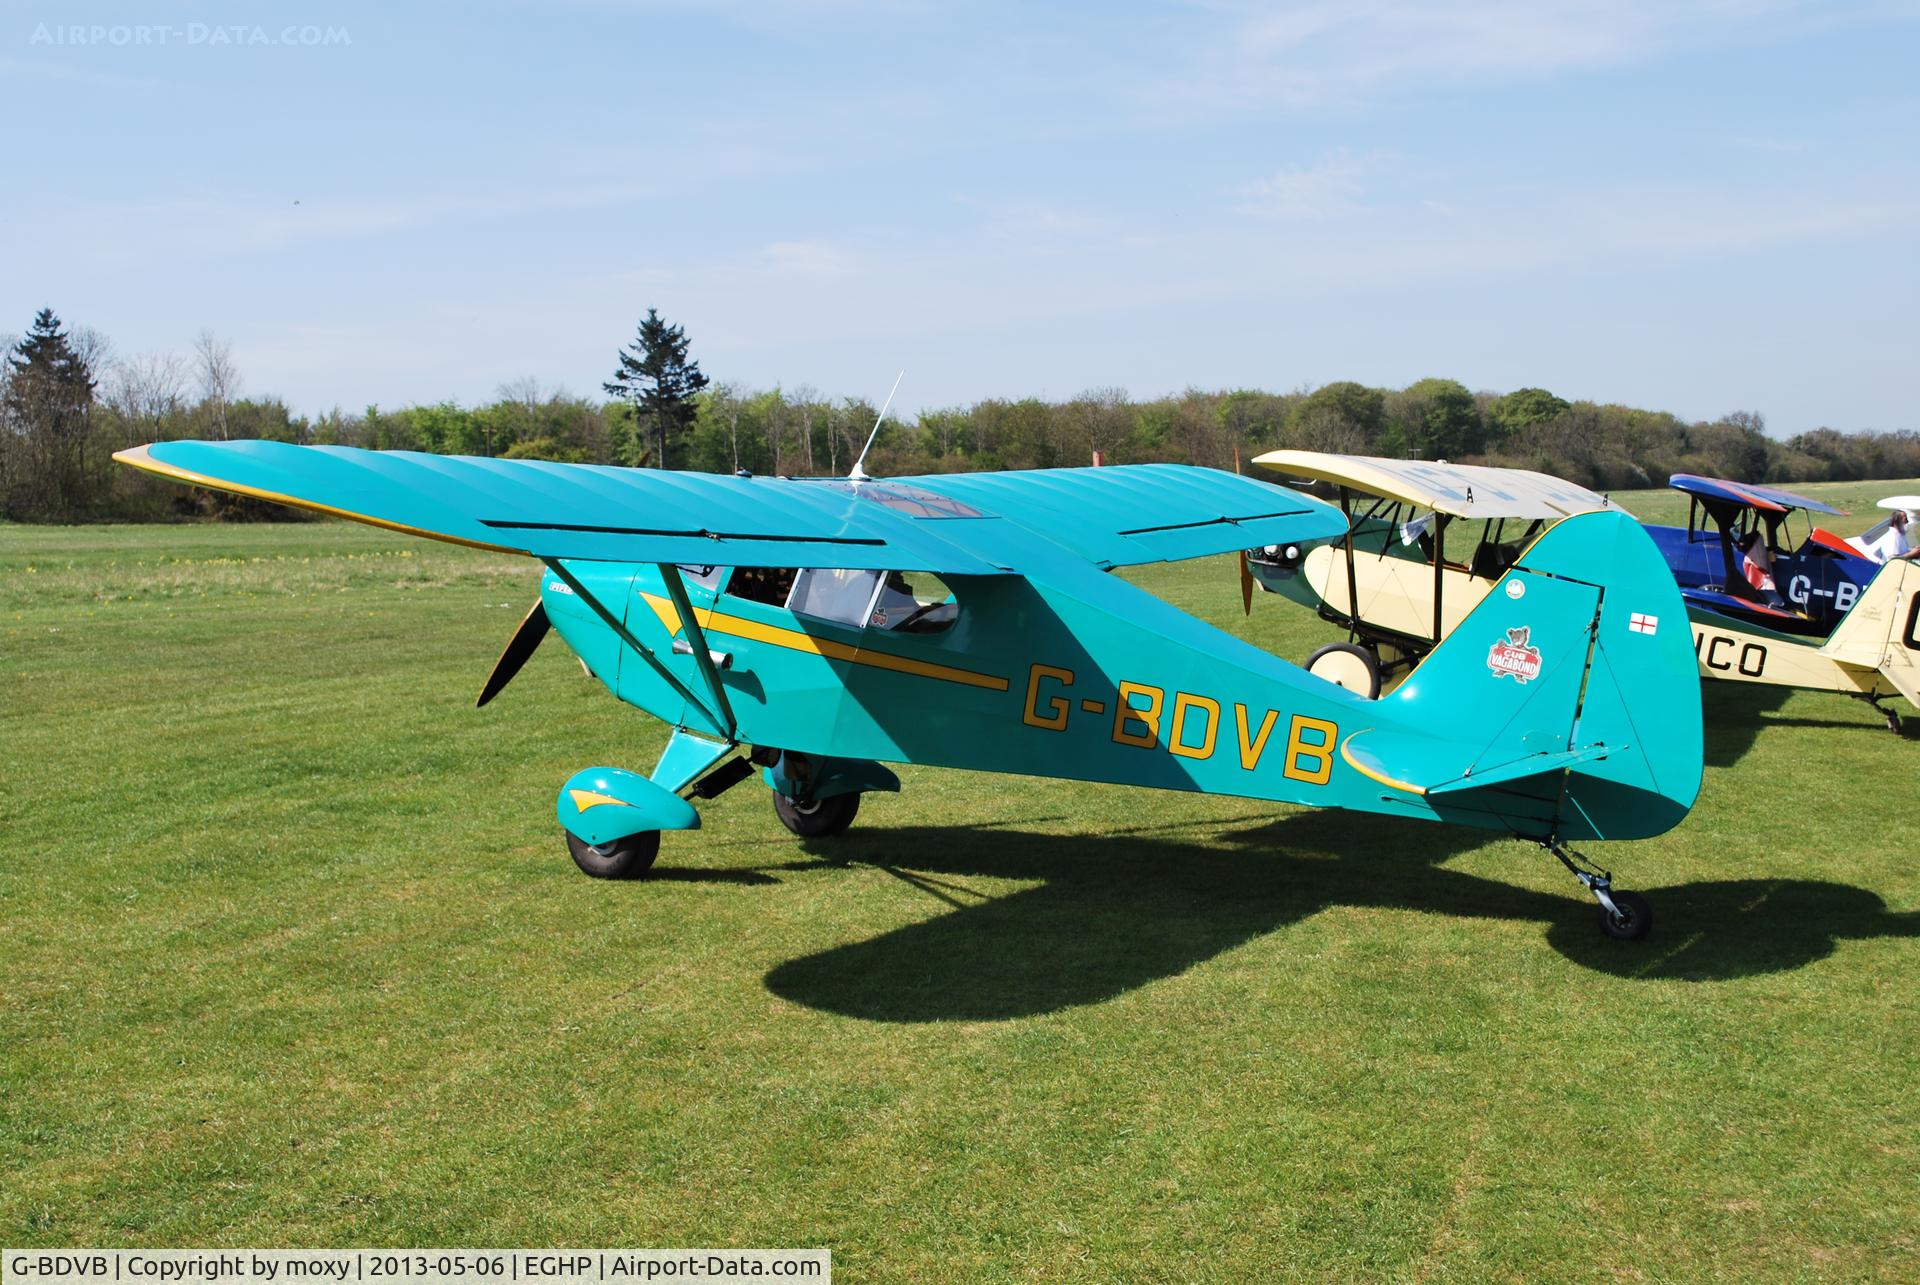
[1244,451,1624,698]
[1248,451,1920,731]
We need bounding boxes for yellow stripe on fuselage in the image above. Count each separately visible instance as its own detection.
[639,592,1010,692]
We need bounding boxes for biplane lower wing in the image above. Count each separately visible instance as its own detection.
[114,442,1343,573]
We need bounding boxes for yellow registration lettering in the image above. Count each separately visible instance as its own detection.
[1282,714,1338,785]
[1112,681,1163,747]
[1168,692,1219,760]
[1234,704,1279,771]
[1023,664,1074,731]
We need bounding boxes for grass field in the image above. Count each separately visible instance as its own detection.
[3,477,1917,1282]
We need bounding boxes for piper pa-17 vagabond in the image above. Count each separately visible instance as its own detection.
[117,440,1705,938]
[1642,474,1920,731]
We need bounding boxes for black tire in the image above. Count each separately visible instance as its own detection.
[566,829,660,879]
[1598,889,1652,941]
[1305,642,1382,699]
[773,790,861,838]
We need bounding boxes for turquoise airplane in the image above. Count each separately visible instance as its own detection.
[117,440,1704,940]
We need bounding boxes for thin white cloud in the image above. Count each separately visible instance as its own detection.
[0,187,659,269]
[1232,149,1397,219]
[1146,0,1917,114]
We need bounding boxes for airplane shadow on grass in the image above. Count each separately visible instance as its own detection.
[762,810,1918,1022]
[1702,683,1795,766]
[1701,681,1918,764]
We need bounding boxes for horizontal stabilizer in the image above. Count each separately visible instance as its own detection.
[1818,558,1920,708]
[1426,742,1623,794]
[1340,729,1621,797]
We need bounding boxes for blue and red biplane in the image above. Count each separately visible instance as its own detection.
[115,440,1706,939]
[1642,473,1920,730]
[1643,474,1873,634]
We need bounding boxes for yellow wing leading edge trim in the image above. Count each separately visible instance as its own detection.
[112,444,528,555]
[1338,730,1429,796]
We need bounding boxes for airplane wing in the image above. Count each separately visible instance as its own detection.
[116,442,1343,573]
[1252,450,1625,520]
[890,463,1345,567]
[1668,473,1846,517]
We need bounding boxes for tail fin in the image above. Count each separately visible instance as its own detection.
[1818,557,1920,708]
[1358,510,1702,842]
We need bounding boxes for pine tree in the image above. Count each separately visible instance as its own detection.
[603,308,709,469]
[3,308,99,519]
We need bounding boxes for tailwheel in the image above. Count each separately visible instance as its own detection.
[566,829,660,879]
[773,791,861,838]
[1305,641,1382,699]
[1598,889,1653,941]
[1544,840,1651,941]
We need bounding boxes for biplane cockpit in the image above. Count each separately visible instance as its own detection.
[1641,475,1868,636]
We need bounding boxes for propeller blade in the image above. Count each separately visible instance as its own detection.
[1240,552,1255,617]
[476,600,551,707]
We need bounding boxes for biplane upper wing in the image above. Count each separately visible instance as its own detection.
[1668,473,1846,516]
[1252,450,1625,520]
[116,442,1344,572]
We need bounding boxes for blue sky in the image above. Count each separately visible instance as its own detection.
[5,1,1917,433]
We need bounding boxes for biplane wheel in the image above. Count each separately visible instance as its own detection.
[1305,642,1382,699]
[565,829,660,879]
[773,791,861,838]
[1598,889,1652,941]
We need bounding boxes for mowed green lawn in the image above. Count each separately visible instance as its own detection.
[2,476,1916,1282]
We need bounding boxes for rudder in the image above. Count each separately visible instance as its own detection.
[1382,510,1702,841]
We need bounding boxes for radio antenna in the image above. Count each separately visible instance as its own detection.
[849,370,904,481]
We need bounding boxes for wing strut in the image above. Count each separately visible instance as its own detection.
[542,560,732,740]
[656,563,738,736]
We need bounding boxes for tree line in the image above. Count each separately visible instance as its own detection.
[4,306,1917,524]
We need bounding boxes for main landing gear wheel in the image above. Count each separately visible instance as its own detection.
[1305,642,1382,699]
[773,791,861,838]
[566,829,660,879]
[1544,840,1651,941]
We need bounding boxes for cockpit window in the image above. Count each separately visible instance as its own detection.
[787,567,884,626]
[677,564,725,590]
[728,566,798,607]
[870,571,959,633]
